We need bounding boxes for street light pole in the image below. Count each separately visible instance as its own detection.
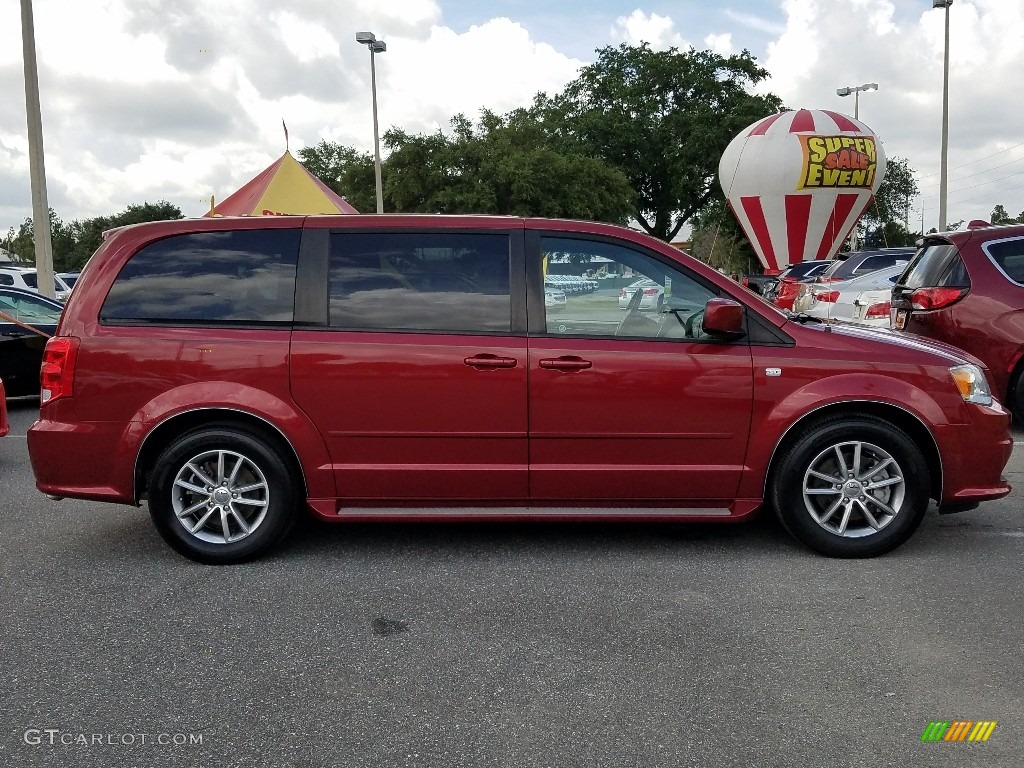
[20,0,56,298]
[356,31,386,214]
[934,0,952,232]
[835,82,878,121]
[835,83,878,250]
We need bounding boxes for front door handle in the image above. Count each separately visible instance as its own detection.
[539,356,593,371]
[465,354,518,369]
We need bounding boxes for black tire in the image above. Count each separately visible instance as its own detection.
[770,416,930,557]
[148,426,299,564]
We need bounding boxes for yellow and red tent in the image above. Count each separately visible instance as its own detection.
[206,150,358,217]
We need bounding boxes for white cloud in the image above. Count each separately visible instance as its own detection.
[704,32,734,57]
[761,0,1024,225]
[1,0,1022,231]
[0,1,581,226]
[611,10,688,50]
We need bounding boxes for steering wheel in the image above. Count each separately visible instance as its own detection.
[685,309,704,339]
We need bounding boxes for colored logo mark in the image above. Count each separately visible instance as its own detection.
[921,721,997,742]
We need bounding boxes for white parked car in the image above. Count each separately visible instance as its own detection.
[849,288,894,327]
[791,264,905,322]
[544,287,567,312]
[0,266,73,302]
[618,278,665,311]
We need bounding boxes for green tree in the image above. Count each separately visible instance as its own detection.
[990,204,1024,225]
[689,199,758,276]
[545,43,783,241]
[382,109,636,222]
[297,141,376,213]
[66,201,184,270]
[860,156,919,247]
[11,201,184,272]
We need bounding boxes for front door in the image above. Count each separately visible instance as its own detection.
[527,234,754,503]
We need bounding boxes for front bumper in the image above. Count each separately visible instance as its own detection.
[933,402,1013,505]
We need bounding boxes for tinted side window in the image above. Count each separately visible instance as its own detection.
[984,237,1024,285]
[0,274,12,286]
[539,236,717,341]
[329,232,511,333]
[101,230,300,324]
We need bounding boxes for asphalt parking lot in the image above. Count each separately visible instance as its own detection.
[2,400,1022,768]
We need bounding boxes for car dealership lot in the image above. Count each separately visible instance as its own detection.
[2,400,1023,767]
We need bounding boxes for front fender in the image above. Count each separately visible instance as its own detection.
[739,372,956,500]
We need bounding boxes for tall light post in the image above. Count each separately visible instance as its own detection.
[933,0,952,232]
[356,31,386,214]
[836,83,877,250]
[20,0,55,297]
[835,82,878,120]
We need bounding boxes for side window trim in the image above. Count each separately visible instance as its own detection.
[294,226,328,326]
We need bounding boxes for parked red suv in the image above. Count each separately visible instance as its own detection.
[891,223,1024,421]
[28,216,1012,563]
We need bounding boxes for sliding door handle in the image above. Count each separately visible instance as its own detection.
[539,356,592,371]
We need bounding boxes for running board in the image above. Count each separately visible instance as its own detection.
[332,507,733,518]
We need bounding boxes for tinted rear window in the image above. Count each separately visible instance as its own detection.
[329,232,511,333]
[983,237,1024,285]
[101,229,300,324]
[897,243,968,288]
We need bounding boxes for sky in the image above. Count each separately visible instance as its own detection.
[1,0,1023,239]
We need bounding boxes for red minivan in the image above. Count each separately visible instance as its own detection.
[28,216,1012,563]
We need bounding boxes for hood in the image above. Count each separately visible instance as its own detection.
[804,321,989,369]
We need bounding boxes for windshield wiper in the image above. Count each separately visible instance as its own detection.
[785,311,825,325]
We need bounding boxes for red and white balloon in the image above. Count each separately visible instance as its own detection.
[719,109,887,273]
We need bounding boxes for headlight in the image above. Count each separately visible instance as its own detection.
[949,364,993,406]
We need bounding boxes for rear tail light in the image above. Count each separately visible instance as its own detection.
[643,288,659,295]
[813,290,840,303]
[865,301,891,318]
[40,336,80,404]
[619,289,627,297]
[909,287,968,310]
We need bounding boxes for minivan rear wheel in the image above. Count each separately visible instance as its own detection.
[148,426,298,564]
[770,417,930,557]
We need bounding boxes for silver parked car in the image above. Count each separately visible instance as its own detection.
[792,264,907,322]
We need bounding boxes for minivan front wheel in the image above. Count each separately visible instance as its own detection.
[771,417,930,557]
[149,426,298,564]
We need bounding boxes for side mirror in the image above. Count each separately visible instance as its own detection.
[702,298,745,338]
